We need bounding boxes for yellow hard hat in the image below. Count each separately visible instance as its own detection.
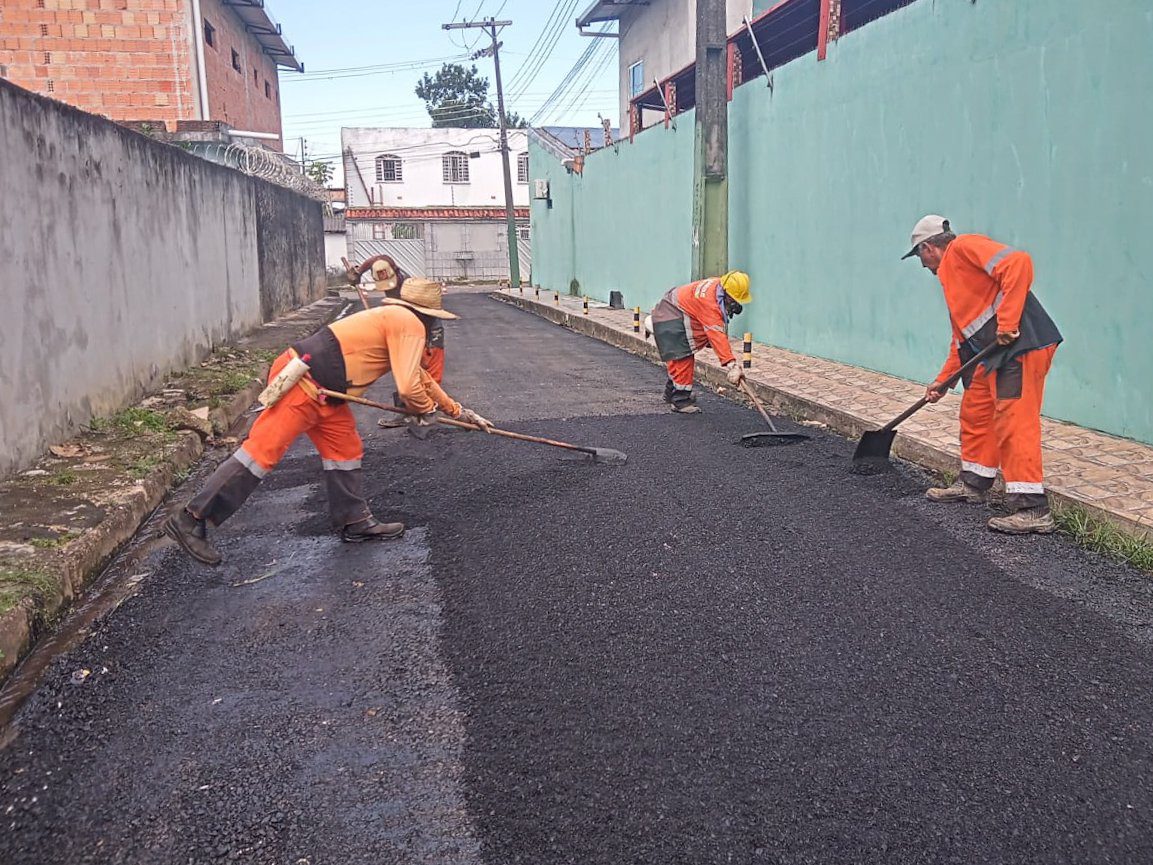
[720,271,751,305]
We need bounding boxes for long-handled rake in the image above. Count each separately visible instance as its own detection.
[316,388,628,466]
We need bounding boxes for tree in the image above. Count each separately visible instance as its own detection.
[503,110,528,129]
[415,63,498,128]
[305,159,334,186]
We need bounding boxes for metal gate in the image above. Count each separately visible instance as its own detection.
[347,220,427,277]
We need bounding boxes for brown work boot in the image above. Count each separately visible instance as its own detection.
[341,517,405,543]
[162,508,222,566]
[925,479,987,504]
[988,507,1056,536]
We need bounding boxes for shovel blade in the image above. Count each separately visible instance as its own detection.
[591,447,628,465]
[739,432,809,447]
[851,429,898,473]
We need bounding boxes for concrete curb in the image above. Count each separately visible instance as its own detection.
[491,291,1150,542]
[0,296,343,682]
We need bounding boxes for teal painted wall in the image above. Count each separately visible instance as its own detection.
[531,0,1153,444]
[530,123,695,311]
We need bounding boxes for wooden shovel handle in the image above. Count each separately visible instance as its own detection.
[881,342,1002,432]
[315,388,597,456]
[738,379,780,433]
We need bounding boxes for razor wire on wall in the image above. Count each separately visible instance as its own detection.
[182,141,328,203]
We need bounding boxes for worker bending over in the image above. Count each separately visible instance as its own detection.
[164,278,491,566]
[348,255,446,427]
[649,271,751,413]
[904,215,1063,535]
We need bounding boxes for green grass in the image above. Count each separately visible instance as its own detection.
[0,565,57,617]
[129,454,164,479]
[28,533,78,549]
[50,470,78,486]
[1052,503,1153,572]
[93,407,169,437]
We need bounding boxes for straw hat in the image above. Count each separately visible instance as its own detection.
[370,259,398,293]
[381,277,458,320]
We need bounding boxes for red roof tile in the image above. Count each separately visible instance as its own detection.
[346,207,529,220]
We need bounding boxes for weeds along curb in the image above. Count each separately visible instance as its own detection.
[491,291,1153,565]
[0,377,266,680]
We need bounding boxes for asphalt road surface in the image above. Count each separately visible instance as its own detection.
[3,292,1153,865]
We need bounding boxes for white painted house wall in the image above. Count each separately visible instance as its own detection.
[615,0,754,124]
[341,127,531,209]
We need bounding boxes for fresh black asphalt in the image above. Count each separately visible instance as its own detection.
[3,292,1153,864]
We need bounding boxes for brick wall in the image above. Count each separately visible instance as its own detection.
[0,0,284,146]
[0,0,196,124]
[197,0,282,144]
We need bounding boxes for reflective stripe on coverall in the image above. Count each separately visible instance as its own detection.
[188,306,463,530]
[934,235,1063,511]
[651,279,735,404]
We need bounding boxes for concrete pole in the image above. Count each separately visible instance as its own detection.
[489,23,522,288]
[691,0,729,281]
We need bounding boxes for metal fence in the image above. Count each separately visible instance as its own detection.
[347,219,531,282]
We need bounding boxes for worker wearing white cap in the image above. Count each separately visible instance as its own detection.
[903,215,1062,535]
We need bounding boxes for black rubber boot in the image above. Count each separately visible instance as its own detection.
[162,508,223,566]
[341,517,405,543]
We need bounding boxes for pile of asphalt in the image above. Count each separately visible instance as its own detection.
[2,295,1152,864]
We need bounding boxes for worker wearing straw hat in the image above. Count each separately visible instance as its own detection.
[164,277,492,566]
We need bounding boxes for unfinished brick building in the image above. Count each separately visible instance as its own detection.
[0,0,302,149]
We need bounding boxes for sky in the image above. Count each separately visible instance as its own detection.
[266,0,620,178]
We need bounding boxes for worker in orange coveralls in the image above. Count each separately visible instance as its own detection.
[905,215,1063,535]
[648,271,751,413]
[347,255,446,427]
[163,278,492,566]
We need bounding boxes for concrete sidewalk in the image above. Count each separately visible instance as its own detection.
[494,288,1153,538]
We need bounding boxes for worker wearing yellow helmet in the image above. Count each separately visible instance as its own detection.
[647,271,750,413]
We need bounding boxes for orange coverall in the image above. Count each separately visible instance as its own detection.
[650,278,736,405]
[187,305,462,530]
[933,234,1061,511]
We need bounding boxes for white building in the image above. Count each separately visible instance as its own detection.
[577,0,756,131]
[341,127,531,282]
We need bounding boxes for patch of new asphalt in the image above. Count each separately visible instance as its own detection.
[3,292,1153,864]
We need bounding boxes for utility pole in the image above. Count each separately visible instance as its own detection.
[691,0,728,280]
[443,17,521,288]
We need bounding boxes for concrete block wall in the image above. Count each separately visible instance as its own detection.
[0,78,324,477]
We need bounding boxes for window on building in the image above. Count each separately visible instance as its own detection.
[231,49,241,72]
[516,152,529,184]
[264,80,271,99]
[442,151,470,184]
[375,154,403,183]
[392,223,422,240]
[629,60,645,98]
[517,225,531,242]
[371,223,387,241]
[203,19,215,48]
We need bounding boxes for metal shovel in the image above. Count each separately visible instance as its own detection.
[737,379,811,447]
[852,342,1001,472]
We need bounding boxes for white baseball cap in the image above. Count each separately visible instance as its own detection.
[901,215,951,259]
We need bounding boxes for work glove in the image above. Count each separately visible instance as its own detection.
[996,329,1021,346]
[404,411,438,440]
[724,362,745,387]
[458,407,494,433]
